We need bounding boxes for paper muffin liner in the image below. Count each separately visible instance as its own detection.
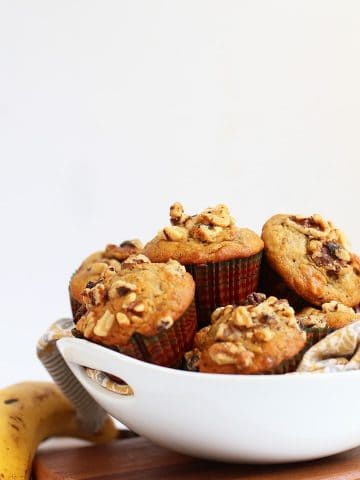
[258,258,308,312]
[301,325,334,349]
[270,350,306,374]
[185,252,262,328]
[76,300,197,369]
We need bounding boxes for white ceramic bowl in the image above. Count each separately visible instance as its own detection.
[57,337,360,464]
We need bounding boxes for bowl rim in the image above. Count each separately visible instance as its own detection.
[58,336,360,382]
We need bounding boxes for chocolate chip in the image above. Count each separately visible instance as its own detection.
[4,398,18,405]
[242,292,266,306]
[86,279,101,289]
[325,241,339,256]
[117,286,131,296]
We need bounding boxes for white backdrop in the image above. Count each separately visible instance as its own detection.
[1,0,360,385]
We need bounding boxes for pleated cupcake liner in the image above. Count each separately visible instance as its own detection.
[74,300,197,369]
[185,251,263,328]
[258,257,308,312]
[270,351,305,374]
[301,325,335,350]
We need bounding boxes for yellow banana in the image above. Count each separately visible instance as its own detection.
[0,381,117,480]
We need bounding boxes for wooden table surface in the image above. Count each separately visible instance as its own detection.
[33,436,360,480]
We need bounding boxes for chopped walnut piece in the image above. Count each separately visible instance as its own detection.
[82,282,107,307]
[163,226,188,242]
[170,202,190,226]
[232,307,254,328]
[116,312,130,326]
[93,310,115,337]
[122,254,151,265]
[84,313,96,338]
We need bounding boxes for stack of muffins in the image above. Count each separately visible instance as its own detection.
[69,204,360,374]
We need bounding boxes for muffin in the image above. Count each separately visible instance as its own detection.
[296,300,357,348]
[74,257,196,368]
[185,294,306,374]
[262,214,360,307]
[69,239,143,318]
[144,203,264,327]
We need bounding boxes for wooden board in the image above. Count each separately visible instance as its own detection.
[34,437,360,480]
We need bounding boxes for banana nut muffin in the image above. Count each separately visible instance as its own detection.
[262,214,360,307]
[144,203,264,327]
[74,257,197,368]
[69,239,143,318]
[185,294,306,374]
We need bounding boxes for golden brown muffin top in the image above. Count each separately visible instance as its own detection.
[69,239,143,304]
[262,214,360,307]
[143,203,263,264]
[185,294,306,374]
[296,301,356,330]
[74,258,195,347]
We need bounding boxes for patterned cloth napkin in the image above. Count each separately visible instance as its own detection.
[297,319,360,373]
[37,318,131,434]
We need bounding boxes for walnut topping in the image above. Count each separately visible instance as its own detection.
[104,239,143,261]
[116,312,130,326]
[93,310,115,337]
[82,282,107,307]
[232,307,254,328]
[197,204,232,228]
[87,262,111,275]
[163,226,188,242]
[157,316,174,330]
[132,302,145,313]
[164,202,236,243]
[170,202,190,226]
[122,292,137,309]
[122,254,151,266]
[84,313,96,338]
[191,224,223,243]
[209,342,254,367]
[322,301,354,315]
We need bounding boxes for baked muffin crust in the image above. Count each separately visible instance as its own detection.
[262,214,360,306]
